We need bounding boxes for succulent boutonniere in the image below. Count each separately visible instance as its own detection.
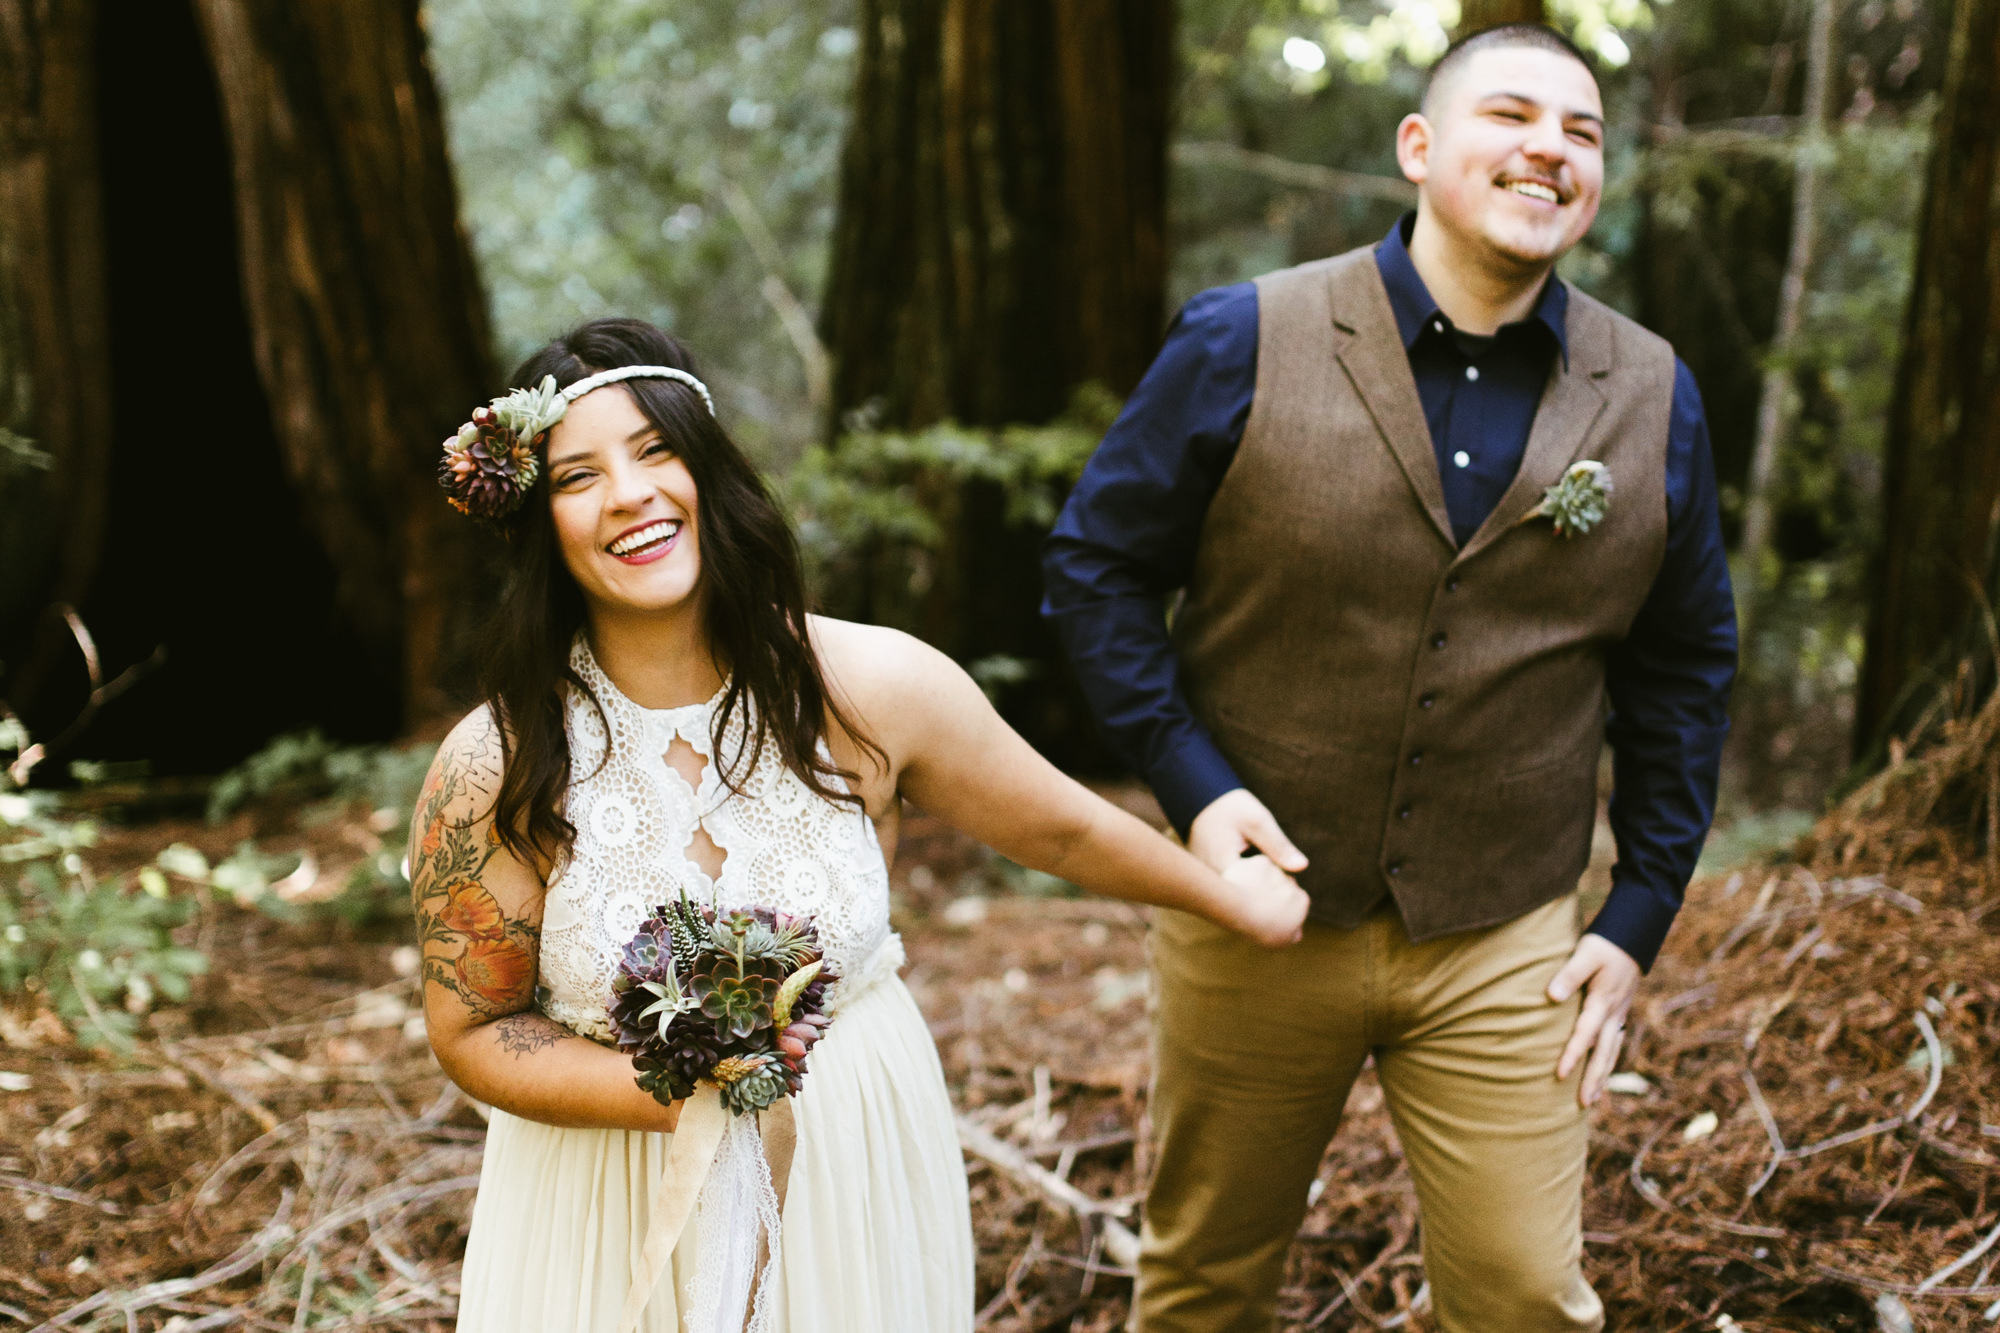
[1519,460,1614,538]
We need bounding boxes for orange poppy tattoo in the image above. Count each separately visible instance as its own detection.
[439,880,507,939]
[454,937,535,1007]
[410,716,539,1023]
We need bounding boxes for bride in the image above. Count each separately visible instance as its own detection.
[410,317,1308,1332]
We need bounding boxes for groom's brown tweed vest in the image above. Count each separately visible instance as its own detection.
[1172,246,1677,940]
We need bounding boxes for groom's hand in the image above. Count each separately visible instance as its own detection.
[1547,932,1641,1108]
[1218,854,1311,947]
[1188,788,1309,877]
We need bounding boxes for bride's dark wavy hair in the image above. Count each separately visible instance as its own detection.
[479,317,878,867]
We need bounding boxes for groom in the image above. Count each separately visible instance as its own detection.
[1044,23,1736,1333]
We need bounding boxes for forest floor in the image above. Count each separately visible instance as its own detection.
[1,784,1997,1332]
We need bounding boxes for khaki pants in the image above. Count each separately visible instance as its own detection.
[1135,895,1604,1333]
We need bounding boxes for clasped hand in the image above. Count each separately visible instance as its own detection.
[1189,788,1310,948]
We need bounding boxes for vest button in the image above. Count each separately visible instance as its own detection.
[1430,631,1448,649]
[1445,576,1461,593]
[1408,752,1424,767]
[1419,693,1436,709]
[1397,804,1413,820]
[1386,858,1405,877]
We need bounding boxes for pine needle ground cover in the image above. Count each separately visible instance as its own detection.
[2,776,1995,1331]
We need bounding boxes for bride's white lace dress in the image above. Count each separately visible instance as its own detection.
[455,642,974,1331]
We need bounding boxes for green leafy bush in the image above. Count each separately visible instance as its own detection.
[781,386,1119,634]
[206,731,438,927]
[0,789,206,1049]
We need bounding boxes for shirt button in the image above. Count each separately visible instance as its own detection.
[1386,859,1405,877]
[1453,450,1471,468]
[1419,692,1436,709]
[1465,365,1480,382]
[1408,752,1424,767]
[1397,804,1413,820]
[1445,576,1461,593]
[1431,631,1448,649]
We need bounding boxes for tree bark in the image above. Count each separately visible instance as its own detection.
[820,0,1172,762]
[1855,0,2000,750]
[823,0,1170,431]
[0,0,115,701]
[1736,0,1836,637]
[1455,0,1545,38]
[191,0,493,726]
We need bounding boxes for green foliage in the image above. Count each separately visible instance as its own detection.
[781,386,1121,606]
[207,728,435,827]
[427,0,858,460]
[0,428,48,475]
[0,789,205,1049]
[207,731,438,927]
[1696,808,1818,874]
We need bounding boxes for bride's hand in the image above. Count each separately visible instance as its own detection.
[1217,853,1311,947]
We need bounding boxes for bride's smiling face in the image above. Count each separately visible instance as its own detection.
[544,386,703,616]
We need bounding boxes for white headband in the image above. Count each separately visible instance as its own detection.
[561,364,716,416]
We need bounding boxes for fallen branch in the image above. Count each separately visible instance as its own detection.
[31,1189,296,1331]
[160,1044,281,1134]
[1627,1125,1788,1239]
[1740,1068,1786,1201]
[0,1172,125,1216]
[1811,1263,1999,1298]
[1916,1213,2000,1293]
[957,1116,1140,1270]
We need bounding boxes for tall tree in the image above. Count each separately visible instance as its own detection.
[0,3,114,703]
[824,0,1171,429]
[193,0,494,725]
[820,0,1172,758]
[0,0,491,770]
[1736,0,1837,636]
[1855,0,2000,749]
[1456,0,1545,36]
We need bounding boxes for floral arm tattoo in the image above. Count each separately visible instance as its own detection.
[492,1012,575,1058]
[410,718,542,1024]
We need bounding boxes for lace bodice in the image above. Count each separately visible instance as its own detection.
[538,640,895,1042]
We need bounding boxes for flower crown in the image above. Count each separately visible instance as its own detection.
[438,364,715,521]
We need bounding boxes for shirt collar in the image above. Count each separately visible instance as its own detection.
[1374,212,1570,367]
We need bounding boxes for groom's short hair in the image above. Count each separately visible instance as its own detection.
[1422,23,1598,118]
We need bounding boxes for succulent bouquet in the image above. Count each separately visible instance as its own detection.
[608,891,837,1116]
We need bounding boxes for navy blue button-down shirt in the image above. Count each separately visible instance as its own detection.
[1043,216,1738,971]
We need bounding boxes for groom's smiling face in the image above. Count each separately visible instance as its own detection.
[1398,44,1605,273]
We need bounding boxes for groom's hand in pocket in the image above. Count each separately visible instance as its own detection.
[1188,788,1309,878]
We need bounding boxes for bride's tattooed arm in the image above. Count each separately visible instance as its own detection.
[410,710,542,1023]
[409,708,677,1132]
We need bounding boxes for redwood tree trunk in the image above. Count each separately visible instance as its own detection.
[193,0,493,726]
[0,1,115,703]
[1456,0,1545,37]
[821,0,1171,761]
[1855,0,2000,750]
[824,0,1170,432]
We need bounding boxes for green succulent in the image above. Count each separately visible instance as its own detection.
[713,1052,790,1116]
[1525,460,1614,538]
[634,974,696,1040]
[488,375,568,440]
[693,959,782,1040]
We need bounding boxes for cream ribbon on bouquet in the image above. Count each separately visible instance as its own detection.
[617,1086,798,1333]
